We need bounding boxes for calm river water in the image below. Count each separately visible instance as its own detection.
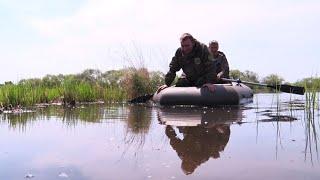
[0,93,319,180]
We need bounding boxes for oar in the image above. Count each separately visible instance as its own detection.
[128,85,168,103]
[128,78,305,103]
[128,93,154,103]
[221,78,305,95]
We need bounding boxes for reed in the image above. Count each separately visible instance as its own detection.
[304,77,319,111]
[123,68,163,99]
[303,77,320,163]
[0,68,164,107]
[104,87,127,102]
[2,69,317,108]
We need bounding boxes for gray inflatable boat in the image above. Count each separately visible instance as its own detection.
[152,82,253,106]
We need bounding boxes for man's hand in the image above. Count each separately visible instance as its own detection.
[156,85,168,94]
[217,74,221,81]
[202,83,215,93]
[165,125,176,138]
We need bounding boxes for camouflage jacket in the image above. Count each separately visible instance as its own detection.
[212,51,229,79]
[165,41,217,86]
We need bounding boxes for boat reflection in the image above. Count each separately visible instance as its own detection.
[157,107,243,175]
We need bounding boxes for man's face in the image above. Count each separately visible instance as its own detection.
[181,39,194,55]
[209,43,219,54]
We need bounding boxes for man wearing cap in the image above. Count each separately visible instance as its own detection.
[157,33,217,92]
[208,40,230,83]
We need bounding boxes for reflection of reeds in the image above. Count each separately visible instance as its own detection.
[61,105,105,126]
[122,106,152,158]
[303,104,319,164]
[303,82,319,164]
[254,94,260,143]
[275,120,282,160]
[1,112,38,132]
[0,105,112,131]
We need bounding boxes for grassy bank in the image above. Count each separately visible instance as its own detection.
[0,68,319,108]
[0,68,164,107]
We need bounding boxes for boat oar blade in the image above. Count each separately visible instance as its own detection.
[275,84,305,95]
[128,94,154,103]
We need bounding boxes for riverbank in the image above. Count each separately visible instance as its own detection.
[0,68,164,109]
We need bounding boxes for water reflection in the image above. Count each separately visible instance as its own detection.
[0,112,38,131]
[124,105,152,148]
[61,105,105,125]
[126,105,152,134]
[304,98,319,164]
[1,97,320,179]
[0,105,116,131]
[252,93,320,163]
[157,107,243,175]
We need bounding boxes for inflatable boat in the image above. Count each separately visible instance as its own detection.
[152,82,253,106]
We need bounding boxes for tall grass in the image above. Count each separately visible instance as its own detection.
[304,77,319,111]
[122,68,164,99]
[0,68,164,107]
[104,87,127,102]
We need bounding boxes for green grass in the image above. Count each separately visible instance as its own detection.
[104,87,127,102]
[1,69,319,108]
[0,68,164,107]
[304,77,319,111]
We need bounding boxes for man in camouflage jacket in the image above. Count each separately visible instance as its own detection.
[163,33,217,88]
[208,40,230,83]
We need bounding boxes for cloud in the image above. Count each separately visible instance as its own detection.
[1,0,320,82]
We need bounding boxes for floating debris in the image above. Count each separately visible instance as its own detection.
[58,172,69,178]
[35,103,50,108]
[256,110,272,114]
[3,109,35,114]
[259,115,297,122]
[25,173,34,178]
[51,102,63,106]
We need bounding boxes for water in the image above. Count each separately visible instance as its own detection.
[0,93,319,180]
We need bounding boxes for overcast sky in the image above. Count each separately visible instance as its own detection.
[1,0,319,83]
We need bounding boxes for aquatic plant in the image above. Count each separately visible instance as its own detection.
[304,77,319,111]
[303,76,320,163]
[104,87,127,102]
[123,68,161,99]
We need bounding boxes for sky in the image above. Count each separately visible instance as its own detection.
[1,0,320,83]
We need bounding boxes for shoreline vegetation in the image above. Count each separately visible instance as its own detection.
[0,68,319,110]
